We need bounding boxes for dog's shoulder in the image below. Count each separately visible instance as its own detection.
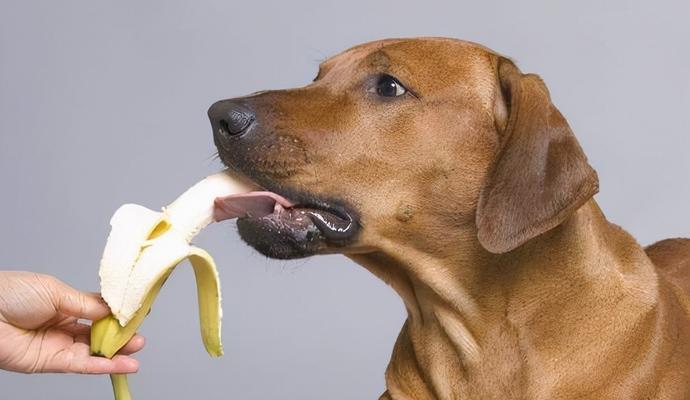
[646,238,690,271]
[646,238,690,303]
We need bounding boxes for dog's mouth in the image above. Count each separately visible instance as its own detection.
[211,178,358,259]
[214,191,355,241]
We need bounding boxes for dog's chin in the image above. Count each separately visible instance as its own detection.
[236,211,326,259]
[217,169,361,259]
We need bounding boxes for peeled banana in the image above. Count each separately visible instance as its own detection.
[90,171,255,400]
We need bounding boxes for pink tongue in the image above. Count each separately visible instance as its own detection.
[213,191,294,222]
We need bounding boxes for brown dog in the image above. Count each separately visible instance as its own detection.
[209,38,690,399]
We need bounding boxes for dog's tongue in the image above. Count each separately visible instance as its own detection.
[214,190,356,241]
[213,191,294,221]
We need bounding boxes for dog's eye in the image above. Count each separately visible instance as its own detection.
[374,75,407,97]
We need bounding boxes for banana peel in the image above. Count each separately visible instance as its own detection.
[90,171,254,400]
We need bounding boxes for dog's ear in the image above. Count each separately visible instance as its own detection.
[476,58,599,254]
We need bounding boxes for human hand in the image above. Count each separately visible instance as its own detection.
[0,271,145,374]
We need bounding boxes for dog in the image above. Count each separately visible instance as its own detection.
[208,38,690,399]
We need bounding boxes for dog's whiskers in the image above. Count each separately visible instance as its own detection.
[205,152,221,163]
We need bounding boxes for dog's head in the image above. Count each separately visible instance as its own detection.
[209,38,598,259]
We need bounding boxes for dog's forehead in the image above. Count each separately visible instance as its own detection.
[320,38,498,106]
[325,38,494,69]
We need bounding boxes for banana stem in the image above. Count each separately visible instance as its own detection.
[110,374,132,400]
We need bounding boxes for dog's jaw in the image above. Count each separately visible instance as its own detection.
[236,208,325,259]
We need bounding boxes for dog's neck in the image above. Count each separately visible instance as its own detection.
[350,200,663,399]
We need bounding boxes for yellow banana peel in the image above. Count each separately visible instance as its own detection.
[90,171,254,400]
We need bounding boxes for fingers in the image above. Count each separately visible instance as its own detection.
[70,354,140,375]
[79,354,140,375]
[57,322,146,355]
[61,323,145,353]
[58,320,92,336]
[47,277,110,321]
[33,329,145,374]
[118,334,146,355]
[57,320,146,355]
[41,342,140,374]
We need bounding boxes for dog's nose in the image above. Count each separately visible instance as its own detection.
[208,100,255,138]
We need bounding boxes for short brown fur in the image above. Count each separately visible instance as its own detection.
[217,38,690,399]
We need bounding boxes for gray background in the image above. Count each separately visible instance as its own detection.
[1,0,688,399]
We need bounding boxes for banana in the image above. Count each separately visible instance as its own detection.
[90,171,255,400]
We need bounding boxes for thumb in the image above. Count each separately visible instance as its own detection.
[49,278,111,321]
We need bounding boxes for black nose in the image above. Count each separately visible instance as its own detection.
[208,100,255,138]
